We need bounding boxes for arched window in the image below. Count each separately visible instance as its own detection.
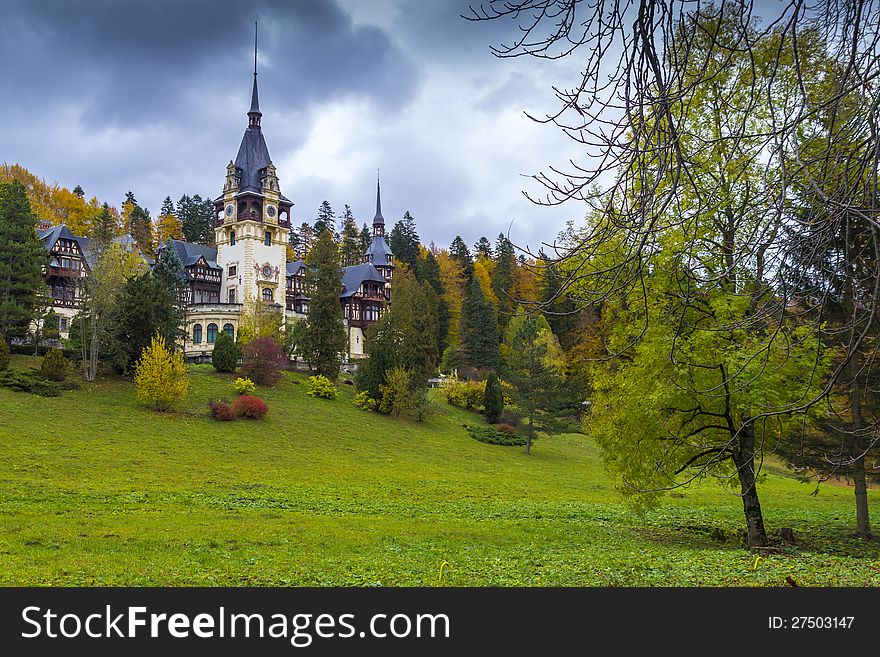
[223,323,235,340]
[264,231,272,246]
[229,230,236,246]
[262,288,273,302]
[192,323,202,344]
[207,323,218,344]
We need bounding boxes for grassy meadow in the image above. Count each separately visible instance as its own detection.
[0,354,877,586]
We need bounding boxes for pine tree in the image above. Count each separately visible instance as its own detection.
[160,196,175,218]
[483,371,504,423]
[295,222,316,259]
[389,211,421,271]
[474,236,493,259]
[178,194,214,245]
[359,223,372,256]
[492,234,516,329]
[460,276,499,370]
[0,181,46,340]
[303,230,347,379]
[72,185,85,199]
[106,271,177,373]
[449,235,474,282]
[540,252,579,348]
[340,206,361,266]
[314,201,337,239]
[501,313,565,454]
[93,203,116,245]
[418,251,450,356]
[153,242,187,342]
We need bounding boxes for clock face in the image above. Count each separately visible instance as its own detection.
[267,205,276,217]
[225,204,233,217]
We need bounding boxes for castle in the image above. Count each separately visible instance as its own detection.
[38,56,394,359]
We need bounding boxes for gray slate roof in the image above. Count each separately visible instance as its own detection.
[164,239,221,270]
[340,262,387,298]
[366,235,393,267]
[286,260,306,277]
[38,224,76,251]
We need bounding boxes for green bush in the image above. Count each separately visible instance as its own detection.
[0,370,61,396]
[353,390,378,411]
[212,330,239,373]
[483,372,504,423]
[306,375,338,399]
[40,348,69,381]
[232,377,256,395]
[0,340,9,371]
[464,424,527,446]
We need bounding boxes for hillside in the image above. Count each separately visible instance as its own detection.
[0,356,877,586]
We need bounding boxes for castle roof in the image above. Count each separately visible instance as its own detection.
[340,262,387,298]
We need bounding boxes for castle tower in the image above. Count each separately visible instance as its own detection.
[364,174,394,280]
[213,24,292,307]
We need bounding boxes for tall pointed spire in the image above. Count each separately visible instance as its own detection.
[372,170,385,231]
[248,21,262,128]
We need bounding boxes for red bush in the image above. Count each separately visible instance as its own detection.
[242,337,286,386]
[494,422,517,435]
[232,395,269,420]
[209,400,236,421]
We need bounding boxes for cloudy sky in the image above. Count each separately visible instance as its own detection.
[0,0,590,251]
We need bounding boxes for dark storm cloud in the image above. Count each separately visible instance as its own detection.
[0,0,419,127]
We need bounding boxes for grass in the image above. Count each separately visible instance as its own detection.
[0,354,878,586]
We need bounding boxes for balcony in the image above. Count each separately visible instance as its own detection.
[48,266,82,278]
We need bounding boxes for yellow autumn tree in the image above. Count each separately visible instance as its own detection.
[154,213,183,250]
[473,256,498,306]
[134,335,188,412]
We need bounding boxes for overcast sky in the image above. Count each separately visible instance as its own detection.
[0,0,591,251]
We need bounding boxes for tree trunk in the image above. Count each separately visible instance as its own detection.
[852,433,871,539]
[525,415,533,455]
[733,422,768,548]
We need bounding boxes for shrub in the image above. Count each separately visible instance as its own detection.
[500,409,523,427]
[464,424,526,446]
[208,399,236,421]
[40,348,69,381]
[495,422,518,435]
[232,377,256,395]
[483,371,504,423]
[134,335,189,412]
[442,377,485,410]
[242,337,286,386]
[212,330,240,373]
[306,375,338,399]
[232,395,269,419]
[0,340,9,371]
[0,369,61,396]
[353,390,378,411]
[379,367,412,416]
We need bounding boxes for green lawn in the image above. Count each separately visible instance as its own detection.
[0,355,878,586]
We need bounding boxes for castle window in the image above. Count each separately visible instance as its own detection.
[228,265,237,277]
[59,317,68,333]
[223,323,235,340]
[228,288,236,304]
[193,324,203,344]
[229,230,236,246]
[264,231,272,246]
[262,288,273,302]
[207,323,218,344]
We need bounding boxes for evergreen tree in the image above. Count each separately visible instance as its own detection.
[418,251,450,356]
[93,202,116,245]
[0,181,46,340]
[211,329,239,373]
[314,201,337,239]
[340,206,361,266]
[492,234,516,328]
[501,313,565,454]
[359,223,372,256]
[153,242,187,342]
[460,277,499,370]
[295,222,316,259]
[177,194,214,245]
[483,371,504,424]
[72,185,85,199]
[449,235,474,282]
[540,253,579,348]
[389,211,421,271]
[106,271,177,373]
[303,230,347,379]
[474,236,493,259]
[160,196,175,218]
[128,204,152,255]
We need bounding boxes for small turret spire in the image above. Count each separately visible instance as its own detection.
[373,169,384,233]
[248,22,262,128]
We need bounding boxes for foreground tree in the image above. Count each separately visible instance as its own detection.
[242,336,286,386]
[460,277,499,370]
[134,334,188,412]
[483,371,504,424]
[211,330,239,373]
[0,181,45,340]
[303,230,347,379]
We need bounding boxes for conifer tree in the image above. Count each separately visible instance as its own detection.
[449,235,474,282]
[460,277,499,370]
[359,223,372,256]
[314,201,337,239]
[483,370,504,424]
[419,251,450,356]
[389,211,421,271]
[474,236,493,259]
[492,234,516,329]
[340,206,361,266]
[303,230,347,379]
[212,329,239,373]
[0,181,46,340]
